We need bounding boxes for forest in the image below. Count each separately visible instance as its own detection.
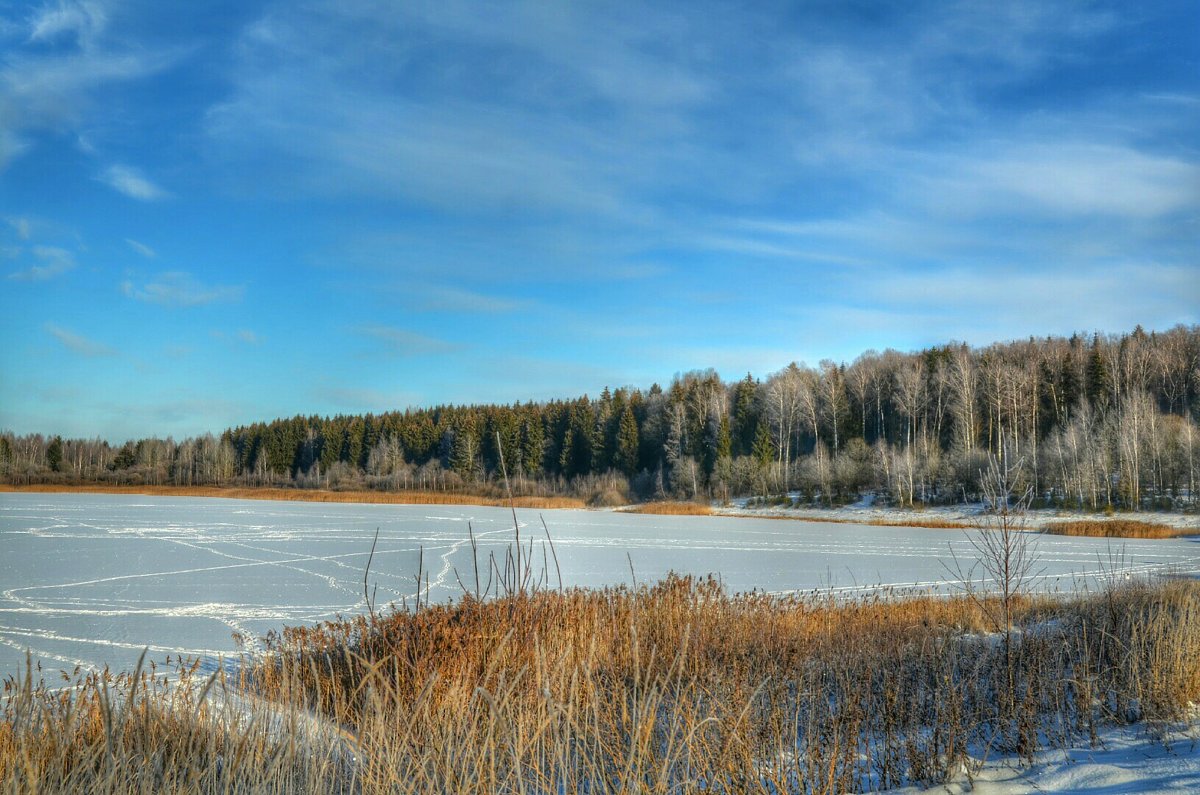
[4,326,1198,511]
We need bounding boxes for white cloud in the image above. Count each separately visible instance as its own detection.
[29,1,108,46]
[0,1,178,169]
[414,286,528,314]
[121,271,243,306]
[858,262,1199,342]
[6,217,31,240]
[44,322,115,356]
[200,3,733,217]
[236,329,262,345]
[312,385,422,412]
[125,238,156,258]
[358,325,459,356]
[923,142,1200,220]
[7,245,75,281]
[100,164,168,201]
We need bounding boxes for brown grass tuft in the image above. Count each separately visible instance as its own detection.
[722,511,976,529]
[1042,519,1197,539]
[625,501,713,515]
[863,517,976,530]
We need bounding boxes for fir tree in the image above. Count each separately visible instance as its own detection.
[615,403,639,476]
[731,373,758,456]
[110,442,136,470]
[1086,334,1111,408]
[46,436,63,472]
[520,413,545,477]
[752,420,774,467]
[717,415,732,461]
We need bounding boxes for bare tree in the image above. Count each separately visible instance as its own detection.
[893,356,926,453]
[947,439,1040,748]
[819,359,846,454]
[972,443,1037,634]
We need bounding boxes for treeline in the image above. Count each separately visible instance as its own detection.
[3,326,1198,510]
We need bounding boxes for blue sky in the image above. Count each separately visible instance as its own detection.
[1,0,1197,441]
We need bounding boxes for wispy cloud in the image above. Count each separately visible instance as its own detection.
[210,328,264,346]
[29,1,108,47]
[121,272,243,306]
[44,322,115,356]
[5,217,31,240]
[8,246,75,281]
[358,325,459,356]
[125,238,156,258]
[312,384,422,412]
[415,286,529,314]
[1,7,179,169]
[200,3,731,216]
[100,164,168,201]
[853,262,1200,345]
[915,141,1200,220]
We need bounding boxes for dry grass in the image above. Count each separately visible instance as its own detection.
[723,510,977,529]
[863,517,976,529]
[624,500,714,516]
[0,483,586,510]
[6,572,1200,793]
[1042,519,1198,539]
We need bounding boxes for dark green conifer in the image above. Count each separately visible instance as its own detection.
[46,436,63,472]
[752,421,773,467]
[616,404,639,476]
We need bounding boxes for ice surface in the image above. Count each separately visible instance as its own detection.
[2,493,1199,676]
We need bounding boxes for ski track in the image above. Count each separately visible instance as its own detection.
[2,495,1198,675]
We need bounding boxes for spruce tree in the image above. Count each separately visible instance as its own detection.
[717,415,732,461]
[616,403,639,476]
[521,414,545,477]
[46,436,63,472]
[752,420,773,468]
[731,373,758,456]
[1086,334,1111,409]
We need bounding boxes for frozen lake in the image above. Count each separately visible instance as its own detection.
[2,493,1198,677]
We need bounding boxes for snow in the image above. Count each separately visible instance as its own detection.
[898,724,1200,794]
[717,494,1200,531]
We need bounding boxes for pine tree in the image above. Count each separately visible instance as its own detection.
[731,373,758,456]
[717,415,732,461]
[616,403,639,476]
[558,426,576,477]
[521,413,545,477]
[450,425,479,480]
[752,420,773,468]
[110,442,136,470]
[1086,334,1111,409]
[46,436,63,472]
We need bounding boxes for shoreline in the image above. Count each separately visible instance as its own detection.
[714,500,1200,533]
[0,483,586,510]
[2,483,1196,534]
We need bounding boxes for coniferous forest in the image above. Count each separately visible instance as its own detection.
[4,326,1198,511]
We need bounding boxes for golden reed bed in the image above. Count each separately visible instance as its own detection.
[1041,518,1198,539]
